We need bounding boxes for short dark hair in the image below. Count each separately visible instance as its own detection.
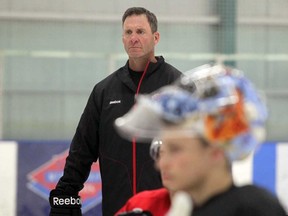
[122,7,158,33]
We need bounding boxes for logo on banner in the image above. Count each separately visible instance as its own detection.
[27,150,102,213]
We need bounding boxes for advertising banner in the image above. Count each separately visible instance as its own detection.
[4,141,102,216]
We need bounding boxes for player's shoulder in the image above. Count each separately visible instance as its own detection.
[92,67,124,92]
[157,56,182,75]
[236,185,276,199]
[234,185,287,215]
[133,188,169,199]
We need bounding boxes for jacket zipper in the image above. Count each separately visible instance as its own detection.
[133,61,150,195]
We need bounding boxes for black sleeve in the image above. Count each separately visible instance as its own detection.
[55,85,101,193]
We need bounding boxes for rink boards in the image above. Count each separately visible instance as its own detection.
[0,140,287,216]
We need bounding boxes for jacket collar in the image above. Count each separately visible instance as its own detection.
[117,56,164,92]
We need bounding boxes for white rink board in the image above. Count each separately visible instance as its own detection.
[276,143,288,213]
[0,141,17,216]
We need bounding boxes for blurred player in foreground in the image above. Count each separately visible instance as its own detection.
[114,64,287,216]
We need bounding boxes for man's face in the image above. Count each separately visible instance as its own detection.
[122,14,159,59]
[158,131,213,193]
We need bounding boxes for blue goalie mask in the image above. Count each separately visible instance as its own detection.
[115,64,268,161]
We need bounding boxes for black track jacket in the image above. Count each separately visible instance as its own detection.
[55,56,182,215]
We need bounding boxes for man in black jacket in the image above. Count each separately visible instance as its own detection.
[49,7,182,216]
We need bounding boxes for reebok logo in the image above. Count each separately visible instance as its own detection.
[53,196,81,206]
[109,100,121,104]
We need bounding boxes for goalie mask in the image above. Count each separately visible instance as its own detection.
[115,64,267,161]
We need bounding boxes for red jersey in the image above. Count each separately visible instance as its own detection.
[115,188,171,216]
